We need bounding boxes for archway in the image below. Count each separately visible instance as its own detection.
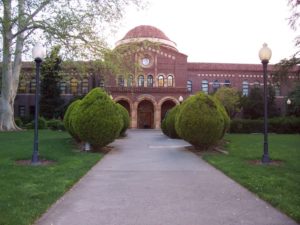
[161,100,176,121]
[137,100,154,129]
[116,100,131,116]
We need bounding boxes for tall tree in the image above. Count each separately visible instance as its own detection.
[0,0,143,131]
[40,45,63,119]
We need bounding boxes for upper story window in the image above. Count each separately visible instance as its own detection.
[213,80,220,92]
[224,80,231,87]
[138,75,144,87]
[253,81,260,88]
[70,78,78,95]
[147,75,153,87]
[60,81,66,94]
[127,75,133,87]
[167,75,174,87]
[274,83,281,96]
[82,78,89,94]
[118,75,124,87]
[242,81,249,96]
[201,80,209,94]
[187,80,192,92]
[30,79,36,93]
[99,77,104,88]
[158,75,164,87]
[18,79,27,93]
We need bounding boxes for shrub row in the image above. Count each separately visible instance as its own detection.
[63,88,130,150]
[15,117,65,130]
[230,117,300,134]
[162,92,230,149]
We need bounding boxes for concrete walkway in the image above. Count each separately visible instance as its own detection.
[35,129,298,225]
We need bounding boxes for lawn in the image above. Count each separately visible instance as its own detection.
[202,134,300,223]
[0,130,102,225]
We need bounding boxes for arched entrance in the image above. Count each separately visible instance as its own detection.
[161,100,176,121]
[137,100,154,129]
[116,100,131,116]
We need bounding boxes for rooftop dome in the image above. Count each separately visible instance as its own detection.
[115,25,177,51]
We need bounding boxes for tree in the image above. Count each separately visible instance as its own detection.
[242,87,278,119]
[0,0,143,131]
[40,46,63,119]
[287,85,300,116]
[214,87,241,118]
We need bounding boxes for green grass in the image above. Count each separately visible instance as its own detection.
[0,130,102,225]
[202,134,300,223]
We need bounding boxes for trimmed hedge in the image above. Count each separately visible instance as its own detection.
[47,119,65,130]
[175,92,230,149]
[73,88,123,149]
[116,103,130,136]
[230,117,300,134]
[63,100,81,141]
[163,105,180,139]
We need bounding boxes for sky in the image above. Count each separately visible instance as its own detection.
[108,0,297,64]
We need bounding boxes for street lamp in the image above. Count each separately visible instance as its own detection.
[31,43,46,165]
[178,96,183,104]
[287,98,291,105]
[259,43,272,164]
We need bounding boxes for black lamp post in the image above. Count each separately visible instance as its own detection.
[31,43,46,165]
[258,43,272,164]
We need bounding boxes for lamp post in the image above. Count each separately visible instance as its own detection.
[287,98,291,105]
[258,43,272,164]
[31,43,46,165]
[178,96,183,104]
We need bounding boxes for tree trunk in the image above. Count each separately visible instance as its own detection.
[0,0,22,131]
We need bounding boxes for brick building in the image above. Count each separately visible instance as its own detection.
[8,25,300,128]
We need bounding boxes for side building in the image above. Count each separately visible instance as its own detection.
[1,25,299,128]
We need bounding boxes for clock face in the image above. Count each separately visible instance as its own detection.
[142,58,150,66]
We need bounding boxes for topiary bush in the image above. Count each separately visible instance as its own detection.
[73,88,123,149]
[175,92,229,149]
[26,117,47,129]
[116,103,130,136]
[164,105,180,138]
[63,99,81,141]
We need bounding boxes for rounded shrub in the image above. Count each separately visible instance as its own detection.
[164,105,180,138]
[73,88,123,149]
[214,96,230,139]
[63,99,81,141]
[161,117,168,136]
[47,119,65,130]
[175,92,229,149]
[26,117,47,129]
[116,103,130,136]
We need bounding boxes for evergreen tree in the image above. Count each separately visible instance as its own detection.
[40,46,64,119]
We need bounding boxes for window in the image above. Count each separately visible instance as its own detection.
[201,80,209,94]
[274,84,281,96]
[147,75,153,87]
[242,81,249,96]
[127,75,133,87]
[187,80,192,92]
[99,77,104,88]
[70,78,78,95]
[158,75,164,87]
[253,81,260,88]
[118,75,124,87]
[60,81,66,94]
[82,78,89,94]
[213,80,220,92]
[18,105,25,117]
[167,75,174,87]
[138,75,144,87]
[30,79,36,93]
[18,79,27,93]
[224,80,231,87]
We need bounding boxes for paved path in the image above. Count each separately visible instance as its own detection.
[35,130,298,225]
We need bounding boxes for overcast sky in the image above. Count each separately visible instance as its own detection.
[108,0,297,64]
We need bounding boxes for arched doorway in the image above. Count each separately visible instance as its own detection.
[161,100,176,121]
[137,100,154,129]
[116,100,131,116]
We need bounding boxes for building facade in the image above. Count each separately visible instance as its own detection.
[6,25,300,128]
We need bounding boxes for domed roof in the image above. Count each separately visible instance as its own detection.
[115,25,177,50]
